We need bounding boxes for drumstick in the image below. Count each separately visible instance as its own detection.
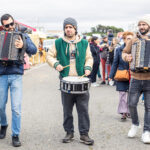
[79,74,86,78]
[63,65,70,69]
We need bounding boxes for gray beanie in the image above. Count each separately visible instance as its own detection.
[63,17,77,31]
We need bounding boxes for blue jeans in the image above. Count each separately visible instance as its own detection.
[0,75,22,136]
[128,78,150,131]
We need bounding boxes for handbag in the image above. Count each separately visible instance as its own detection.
[114,69,129,81]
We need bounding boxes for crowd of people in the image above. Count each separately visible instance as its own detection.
[88,30,119,86]
[87,31,133,120]
[0,13,150,148]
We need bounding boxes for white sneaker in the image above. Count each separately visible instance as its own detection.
[141,131,150,144]
[91,82,99,87]
[128,124,141,138]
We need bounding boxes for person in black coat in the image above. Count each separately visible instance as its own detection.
[89,36,100,86]
[109,32,134,120]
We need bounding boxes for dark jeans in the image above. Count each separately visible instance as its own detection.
[128,78,150,131]
[61,91,90,135]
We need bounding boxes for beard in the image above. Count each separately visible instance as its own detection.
[65,32,75,39]
[66,34,74,38]
[64,29,76,38]
[139,28,150,35]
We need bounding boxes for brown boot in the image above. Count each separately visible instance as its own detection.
[62,133,74,143]
[80,134,94,145]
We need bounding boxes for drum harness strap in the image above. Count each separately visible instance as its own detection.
[65,42,79,57]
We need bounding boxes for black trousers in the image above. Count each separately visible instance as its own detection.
[90,62,100,83]
[61,91,90,135]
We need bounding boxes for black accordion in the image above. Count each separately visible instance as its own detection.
[130,39,150,72]
[0,31,26,62]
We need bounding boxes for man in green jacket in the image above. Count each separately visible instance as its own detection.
[47,17,94,145]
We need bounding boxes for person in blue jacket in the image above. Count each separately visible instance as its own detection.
[0,14,37,147]
[109,32,134,120]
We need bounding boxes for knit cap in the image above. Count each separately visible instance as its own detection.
[138,15,150,26]
[63,17,77,30]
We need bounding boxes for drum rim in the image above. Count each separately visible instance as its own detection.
[61,80,90,84]
[62,76,90,83]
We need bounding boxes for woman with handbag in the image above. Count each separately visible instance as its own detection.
[109,32,134,120]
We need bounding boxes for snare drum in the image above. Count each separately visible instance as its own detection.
[60,76,91,94]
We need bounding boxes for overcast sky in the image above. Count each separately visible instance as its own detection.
[0,0,150,33]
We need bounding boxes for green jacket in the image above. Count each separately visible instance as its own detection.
[54,38,91,77]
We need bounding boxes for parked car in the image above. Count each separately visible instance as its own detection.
[43,39,56,52]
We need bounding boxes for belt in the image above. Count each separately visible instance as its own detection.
[0,61,19,67]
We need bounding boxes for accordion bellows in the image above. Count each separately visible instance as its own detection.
[130,39,150,72]
[0,31,25,62]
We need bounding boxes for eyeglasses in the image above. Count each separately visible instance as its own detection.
[4,22,14,28]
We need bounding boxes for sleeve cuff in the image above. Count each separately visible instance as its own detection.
[54,62,60,69]
[84,66,92,71]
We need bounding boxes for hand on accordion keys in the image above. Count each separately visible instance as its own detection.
[15,36,24,49]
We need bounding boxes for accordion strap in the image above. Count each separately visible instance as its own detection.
[17,33,26,62]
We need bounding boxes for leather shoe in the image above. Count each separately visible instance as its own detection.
[12,135,21,147]
[0,125,8,139]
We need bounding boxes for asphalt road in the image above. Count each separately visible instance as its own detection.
[0,64,149,150]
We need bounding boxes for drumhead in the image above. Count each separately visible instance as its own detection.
[62,76,89,82]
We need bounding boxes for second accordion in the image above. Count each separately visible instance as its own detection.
[130,39,150,72]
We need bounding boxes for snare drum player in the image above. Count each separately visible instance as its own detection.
[0,14,37,147]
[122,15,150,143]
[47,17,94,145]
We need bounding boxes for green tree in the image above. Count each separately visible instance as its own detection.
[83,24,124,36]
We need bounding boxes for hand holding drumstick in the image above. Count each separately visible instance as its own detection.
[80,70,91,78]
[56,64,70,72]
[85,70,91,76]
